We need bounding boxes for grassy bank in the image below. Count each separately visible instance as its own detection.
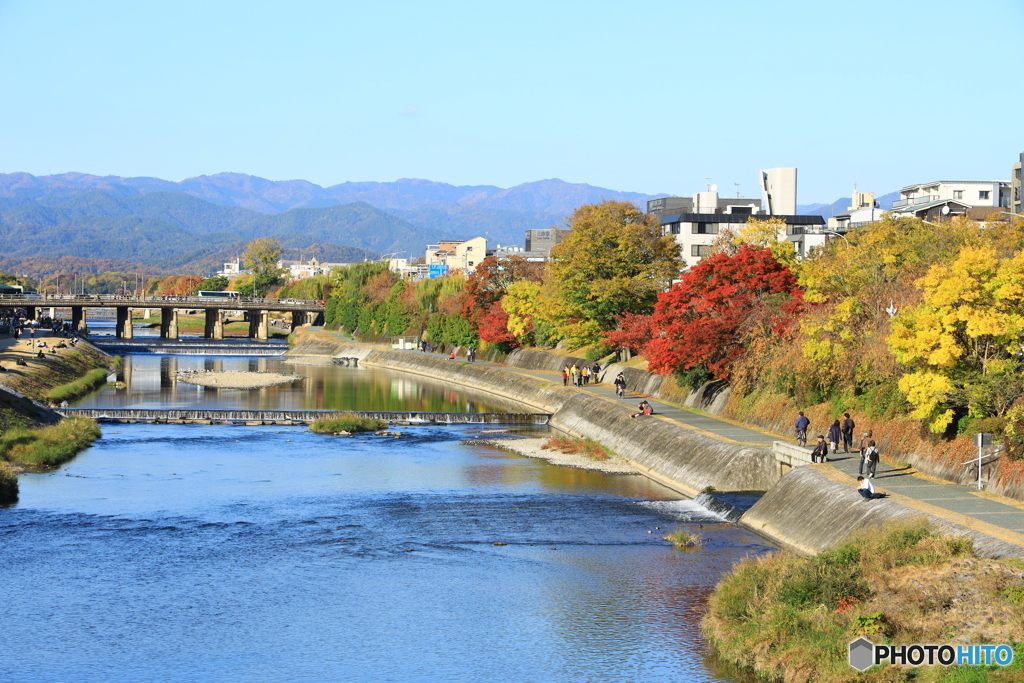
[310,414,388,434]
[0,417,101,470]
[540,436,611,461]
[703,520,1024,682]
[46,367,110,403]
[1,343,116,405]
[0,460,17,503]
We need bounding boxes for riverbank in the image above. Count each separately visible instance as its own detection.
[286,328,1024,561]
[473,436,640,474]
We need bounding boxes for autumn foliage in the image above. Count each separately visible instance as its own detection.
[645,245,802,380]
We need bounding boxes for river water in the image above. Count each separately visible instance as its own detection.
[2,353,772,683]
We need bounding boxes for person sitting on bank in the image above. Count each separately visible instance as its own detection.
[810,435,829,463]
[857,476,886,499]
[630,400,653,418]
[36,350,45,359]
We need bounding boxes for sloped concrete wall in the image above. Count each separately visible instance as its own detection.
[740,467,1024,560]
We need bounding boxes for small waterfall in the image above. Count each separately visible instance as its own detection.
[693,491,763,523]
[61,409,551,425]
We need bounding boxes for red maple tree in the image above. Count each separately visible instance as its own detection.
[645,244,803,379]
[602,312,654,355]
[476,299,518,347]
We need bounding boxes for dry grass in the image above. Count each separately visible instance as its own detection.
[663,528,703,549]
[703,519,1024,682]
[540,436,610,461]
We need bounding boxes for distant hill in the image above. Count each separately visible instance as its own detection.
[0,172,667,247]
[797,191,901,218]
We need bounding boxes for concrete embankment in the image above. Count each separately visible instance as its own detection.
[289,332,778,496]
[289,331,1024,558]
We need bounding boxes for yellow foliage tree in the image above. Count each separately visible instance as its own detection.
[889,245,1024,432]
[731,218,797,270]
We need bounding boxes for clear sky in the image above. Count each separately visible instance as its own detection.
[1,0,1021,203]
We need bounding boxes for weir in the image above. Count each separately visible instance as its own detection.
[61,408,551,425]
[92,339,290,356]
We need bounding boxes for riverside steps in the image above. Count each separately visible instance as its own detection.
[286,330,1024,559]
[61,408,551,426]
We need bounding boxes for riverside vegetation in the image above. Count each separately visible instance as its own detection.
[703,520,1024,683]
[310,414,388,434]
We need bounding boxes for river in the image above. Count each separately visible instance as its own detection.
[2,352,773,683]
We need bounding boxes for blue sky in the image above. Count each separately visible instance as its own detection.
[1,0,1021,203]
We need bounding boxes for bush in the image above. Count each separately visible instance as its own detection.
[664,528,703,548]
[0,461,18,503]
[540,436,610,461]
[45,368,110,404]
[0,417,102,469]
[310,414,388,434]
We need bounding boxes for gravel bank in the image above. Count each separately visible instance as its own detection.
[474,437,639,475]
[176,370,304,389]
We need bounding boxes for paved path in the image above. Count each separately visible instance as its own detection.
[467,355,1024,544]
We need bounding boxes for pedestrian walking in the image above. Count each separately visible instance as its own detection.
[858,430,873,475]
[581,365,591,385]
[864,440,880,478]
[841,413,856,453]
[570,364,579,387]
[591,362,601,384]
[795,411,810,447]
[561,367,569,386]
[810,435,829,463]
[828,420,842,455]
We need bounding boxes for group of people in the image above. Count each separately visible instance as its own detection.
[561,362,602,387]
[797,411,887,500]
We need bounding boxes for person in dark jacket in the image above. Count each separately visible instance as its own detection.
[841,413,856,453]
[810,435,829,463]
[828,420,842,455]
[795,412,810,447]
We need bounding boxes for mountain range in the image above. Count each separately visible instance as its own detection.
[0,171,901,278]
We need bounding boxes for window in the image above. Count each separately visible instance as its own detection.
[468,261,474,267]
[979,190,990,200]
[691,222,719,234]
[671,223,680,234]
[953,190,963,199]
[691,244,713,258]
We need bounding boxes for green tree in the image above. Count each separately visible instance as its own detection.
[196,275,229,293]
[547,201,683,346]
[241,238,286,297]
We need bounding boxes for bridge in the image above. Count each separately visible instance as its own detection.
[61,408,552,426]
[0,294,325,341]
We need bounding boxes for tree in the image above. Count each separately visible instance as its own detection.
[241,238,286,297]
[461,255,545,329]
[196,275,229,293]
[646,245,802,380]
[889,245,1024,432]
[477,300,518,349]
[546,201,683,346]
[602,312,653,355]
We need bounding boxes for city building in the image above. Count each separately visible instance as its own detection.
[524,228,570,254]
[1012,152,1023,216]
[216,259,245,279]
[887,179,1010,220]
[657,168,825,263]
[278,257,350,281]
[424,236,488,274]
[827,190,884,230]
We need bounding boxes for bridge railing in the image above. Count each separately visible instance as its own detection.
[1,294,325,310]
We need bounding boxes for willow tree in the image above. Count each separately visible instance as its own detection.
[546,201,683,346]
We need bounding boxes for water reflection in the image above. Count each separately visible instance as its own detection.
[75,354,526,413]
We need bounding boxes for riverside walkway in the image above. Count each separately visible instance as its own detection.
[462,353,1024,546]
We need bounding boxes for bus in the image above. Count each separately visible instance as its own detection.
[197,290,242,300]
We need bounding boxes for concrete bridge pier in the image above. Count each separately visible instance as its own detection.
[25,306,36,320]
[204,309,224,340]
[291,310,321,329]
[116,307,134,339]
[160,308,179,340]
[71,306,87,334]
[249,309,269,341]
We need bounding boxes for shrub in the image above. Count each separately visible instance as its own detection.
[0,461,18,503]
[540,436,610,461]
[310,414,388,434]
[45,368,110,403]
[0,417,102,469]
[664,528,703,549]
